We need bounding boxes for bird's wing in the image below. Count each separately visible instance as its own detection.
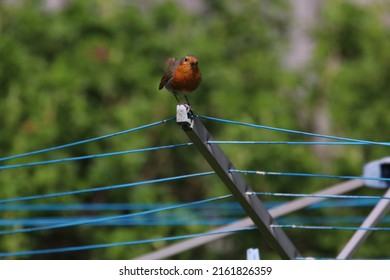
[159,58,177,90]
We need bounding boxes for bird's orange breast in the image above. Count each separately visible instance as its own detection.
[170,64,201,93]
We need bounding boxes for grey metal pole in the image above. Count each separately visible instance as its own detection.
[177,115,302,259]
[135,179,363,260]
[337,187,390,259]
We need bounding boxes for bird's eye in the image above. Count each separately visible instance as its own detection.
[184,57,188,62]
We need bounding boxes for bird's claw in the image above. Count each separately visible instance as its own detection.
[184,103,194,117]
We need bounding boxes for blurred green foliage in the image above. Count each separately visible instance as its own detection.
[0,0,389,259]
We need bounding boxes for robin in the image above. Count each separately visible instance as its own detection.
[158,55,201,105]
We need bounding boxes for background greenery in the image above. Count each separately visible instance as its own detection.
[0,0,389,259]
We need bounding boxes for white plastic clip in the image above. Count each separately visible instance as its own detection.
[246,248,260,260]
[363,157,390,189]
[176,104,193,126]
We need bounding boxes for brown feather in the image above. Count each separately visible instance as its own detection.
[159,58,178,90]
